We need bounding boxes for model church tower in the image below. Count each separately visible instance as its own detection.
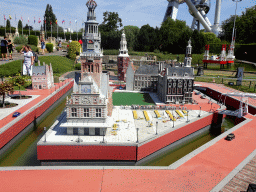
[81,0,103,87]
[184,38,192,67]
[117,30,130,81]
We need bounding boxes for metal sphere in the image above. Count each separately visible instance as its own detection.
[191,0,211,14]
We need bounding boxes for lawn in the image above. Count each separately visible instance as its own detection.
[0,56,75,77]
[112,92,155,106]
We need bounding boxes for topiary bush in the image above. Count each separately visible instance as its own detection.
[28,35,38,46]
[13,36,28,45]
[46,43,53,53]
[68,41,81,59]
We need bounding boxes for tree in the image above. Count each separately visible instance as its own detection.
[24,24,33,30]
[159,18,191,53]
[124,25,140,51]
[99,11,122,32]
[43,4,57,32]
[18,20,23,29]
[220,5,256,44]
[136,24,157,52]
[9,74,29,99]
[0,81,14,108]
[6,19,10,29]
[191,30,206,54]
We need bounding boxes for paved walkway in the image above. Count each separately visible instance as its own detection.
[0,82,255,191]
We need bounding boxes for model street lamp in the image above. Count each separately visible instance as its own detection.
[136,128,139,143]
[44,127,47,142]
[172,107,175,128]
[156,121,158,135]
[187,110,189,123]
[198,106,202,117]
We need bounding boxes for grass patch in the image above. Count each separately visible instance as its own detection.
[36,56,74,76]
[112,92,155,106]
[1,56,75,77]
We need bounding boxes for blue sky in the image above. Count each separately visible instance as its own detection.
[0,0,255,31]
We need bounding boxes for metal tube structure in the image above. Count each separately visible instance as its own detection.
[185,0,212,32]
[214,0,221,26]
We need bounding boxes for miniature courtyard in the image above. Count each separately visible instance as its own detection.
[41,103,210,144]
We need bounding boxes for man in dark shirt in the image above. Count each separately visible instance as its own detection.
[1,36,8,61]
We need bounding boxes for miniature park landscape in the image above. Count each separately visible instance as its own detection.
[0,0,256,191]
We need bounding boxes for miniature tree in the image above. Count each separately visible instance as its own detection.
[0,81,14,108]
[9,74,29,99]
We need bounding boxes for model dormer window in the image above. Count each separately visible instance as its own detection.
[173,73,177,77]
[184,73,188,77]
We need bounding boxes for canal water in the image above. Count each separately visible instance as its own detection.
[0,97,67,166]
[0,102,235,167]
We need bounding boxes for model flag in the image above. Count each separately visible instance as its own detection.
[4,15,6,20]
[75,20,77,23]
[62,20,65,24]
[56,20,58,24]
[34,17,36,23]
[50,21,52,25]
[15,14,17,21]
[38,18,41,23]
[21,16,23,21]
[28,17,29,23]
[69,21,71,25]
[9,15,12,20]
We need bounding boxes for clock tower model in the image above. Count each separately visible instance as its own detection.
[81,0,103,87]
[117,30,130,81]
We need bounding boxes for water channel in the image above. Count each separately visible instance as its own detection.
[0,97,235,167]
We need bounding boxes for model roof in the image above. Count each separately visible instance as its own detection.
[32,66,46,76]
[135,65,159,75]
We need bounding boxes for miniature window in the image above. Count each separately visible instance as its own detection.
[135,81,137,86]
[84,108,89,117]
[168,88,172,94]
[188,88,192,92]
[71,108,77,117]
[135,76,137,80]
[96,108,101,117]
[172,88,176,94]
[184,73,188,77]
[173,73,177,77]
[177,88,182,94]
[184,88,187,92]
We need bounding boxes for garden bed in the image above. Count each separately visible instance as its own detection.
[112,92,155,106]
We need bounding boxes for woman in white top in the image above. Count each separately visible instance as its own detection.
[20,45,33,76]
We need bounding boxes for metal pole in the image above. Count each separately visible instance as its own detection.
[156,121,158,135]
[231,0,242,50]
[187,110,189,123]
[136,128,139,143]
[57,22,58,40]
[172,107,174,128]
[198,106,201,117]
[51,24,52,39]
[4,16,6,36]
[102,130,105,143]
[76,21,78,41]
[44,127,47,142]
[10,19,11,34]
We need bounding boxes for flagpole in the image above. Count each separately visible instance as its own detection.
[4,15,6,36]
[28,18,30,36]
[51,22,52,39]
[76,20,78,41]
[21,16,23,36]
[70,21,71,40]
[64,21,66,41]
[56,22,59,40]
[10,17,11,34]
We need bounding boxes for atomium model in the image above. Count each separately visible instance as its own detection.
[163,0,222,35]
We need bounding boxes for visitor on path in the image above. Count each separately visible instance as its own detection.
[1,36,8,61]
[41,39,45,55]
[58,41,62,51]
[29,47,36,65]
[8,40,15,60]
[20,45,33,76]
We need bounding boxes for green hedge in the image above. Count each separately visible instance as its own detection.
[14,36,28,45]
[46,43,53,53]
[68,41,81,59]
[0,60,22,77]
[28,35,38,46]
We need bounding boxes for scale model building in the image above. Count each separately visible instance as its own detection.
[117,30,130,81]
[59,0,111,136]
[32,63,54,90]
[126,39,194,104]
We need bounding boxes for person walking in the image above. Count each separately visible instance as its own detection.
[1,36,8,61]
[41,39,45,55]
[20,45,33,76]
[8,40,15,60]
[58,41,62,51]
